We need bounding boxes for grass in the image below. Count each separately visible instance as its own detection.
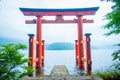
[94,68,120,80]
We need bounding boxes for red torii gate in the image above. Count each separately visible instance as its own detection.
[20,7,99,76]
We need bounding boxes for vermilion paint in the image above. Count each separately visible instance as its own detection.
[77,15,85,70]
[85,33,92,74]
[42,40,45,67]
[28,34,35,76]
[36,16,43,75]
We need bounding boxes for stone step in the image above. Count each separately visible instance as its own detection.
[21,75,103,80]
[50,65,69,76]
[20,65,103,80]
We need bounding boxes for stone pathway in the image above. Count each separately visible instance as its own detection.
[50,65,69,76]
[21,75,103,80]
[20,65,103,80]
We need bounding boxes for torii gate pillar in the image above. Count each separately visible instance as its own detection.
[42,40,45,67]
[77,15,84,70]
[36,16,43,75]
[75,40,79,66]
[28,34,35,76]
[85,33,92,74]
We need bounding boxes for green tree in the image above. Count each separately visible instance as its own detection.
[102,0,120,35]
[101,0,120,61]
[101,0,120,68]
[0,44,34,80]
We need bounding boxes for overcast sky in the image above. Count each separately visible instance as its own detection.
[0,0,119,48]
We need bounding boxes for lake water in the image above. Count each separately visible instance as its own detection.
[24,49,115,75]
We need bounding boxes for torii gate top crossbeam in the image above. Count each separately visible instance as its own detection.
[20,7,99,16]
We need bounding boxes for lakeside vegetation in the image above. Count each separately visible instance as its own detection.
[95,68,120,80]
[0,44,34,80]
[94,49,120,80]
[94,0,120,80]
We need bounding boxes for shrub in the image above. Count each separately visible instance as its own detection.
[0,44,34,80]
[95,68,120,80]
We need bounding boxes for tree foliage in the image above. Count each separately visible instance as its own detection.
[101,0,120,69]
[0,44,34,80]
[96,1,120,80]
[112,49,120,70]
[102,0,120,35]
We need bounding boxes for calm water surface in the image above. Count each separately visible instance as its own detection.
[24,49,115,75]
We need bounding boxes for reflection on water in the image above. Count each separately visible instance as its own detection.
[23,49,115,75]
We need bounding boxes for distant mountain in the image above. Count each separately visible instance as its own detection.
[0,37,27,45]
[0,37,99,49]
[46,42,75,50]
[46,42,99,50]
